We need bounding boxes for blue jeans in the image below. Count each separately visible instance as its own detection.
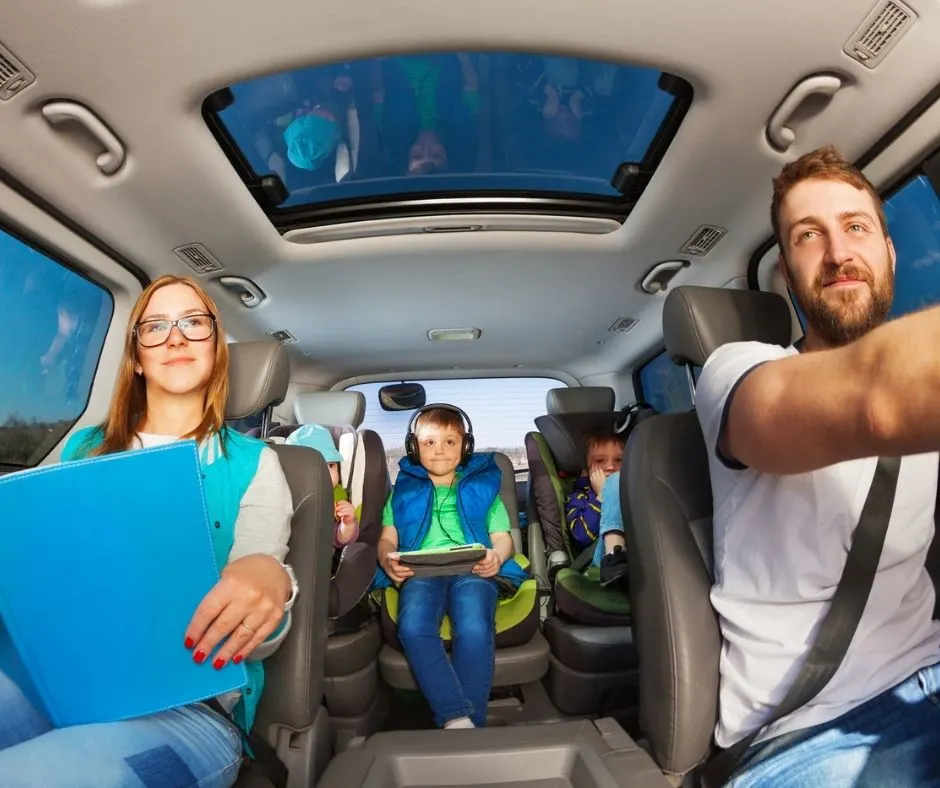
[396,574,498,727]
[728,661,940,787]
[0,669,242,787]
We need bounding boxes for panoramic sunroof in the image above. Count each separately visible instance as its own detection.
[203,52,692,230]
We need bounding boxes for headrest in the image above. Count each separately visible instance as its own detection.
[662,286,792,367]
[294,391,366,428]
[534,412,623,475]
[546,387,615,415]
[226,341,290,420]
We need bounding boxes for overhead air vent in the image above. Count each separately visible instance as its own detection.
[679,225,726,256]
[608,317,638,333]
[173,243,225,275]
[267,329,298,344]
[844,0,915,69]
[0,43,35,101]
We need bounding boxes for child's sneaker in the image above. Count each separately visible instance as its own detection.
[599,545,629,589]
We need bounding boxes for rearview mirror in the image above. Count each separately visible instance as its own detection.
[378,382,427,412]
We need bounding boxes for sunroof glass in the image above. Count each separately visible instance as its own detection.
[207,52,690,213]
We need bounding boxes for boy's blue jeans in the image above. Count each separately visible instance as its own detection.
[0,668,242,787]
[396,574,498,727]
[728,660,940,787]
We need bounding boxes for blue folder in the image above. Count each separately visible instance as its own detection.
[0,440,247,727]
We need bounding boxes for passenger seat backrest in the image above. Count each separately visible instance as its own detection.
[225,343,334,777]
[622,414,718,776]
[625,286,793,779]
[546,386,615,415]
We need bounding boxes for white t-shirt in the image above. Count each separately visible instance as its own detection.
[696,341,940,748]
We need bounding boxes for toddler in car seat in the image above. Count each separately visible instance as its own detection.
[564,431,628,589]
[285,424,359,557]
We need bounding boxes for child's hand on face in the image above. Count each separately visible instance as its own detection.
[472,549,502,578]
[589,465,607,497]
[335,500,357,525]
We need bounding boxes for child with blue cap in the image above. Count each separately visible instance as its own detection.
[286,424,359,549]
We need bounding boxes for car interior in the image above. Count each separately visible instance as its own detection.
[2,0,940,785]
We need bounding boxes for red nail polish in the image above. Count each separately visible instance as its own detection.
[233,654,243,665]
[213,658,225,670]
[184,637,195,649]
[194,650,206,664]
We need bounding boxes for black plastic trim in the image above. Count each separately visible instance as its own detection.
[201,58,694,233]
[0,216,115,471]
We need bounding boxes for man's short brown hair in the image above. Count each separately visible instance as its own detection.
[584,431,626,455]
[771,145,887,249]
[414,407,465,435]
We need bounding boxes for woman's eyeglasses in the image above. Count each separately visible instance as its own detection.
[134,314,216,348]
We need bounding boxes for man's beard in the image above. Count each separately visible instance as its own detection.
[789,256,894,347]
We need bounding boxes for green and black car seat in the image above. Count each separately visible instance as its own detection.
[375,405,549,722]
[525,387,642,719]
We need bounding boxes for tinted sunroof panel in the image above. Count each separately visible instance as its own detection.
[208,52,690,214]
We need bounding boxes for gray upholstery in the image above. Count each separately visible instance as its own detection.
[225,343,334,788]
[493,451,523,552]
[662,285,792,367]
[255,444,334,735]
[226,341,290,420]
[622,412,720,778]
[318,719,673,788]
[533,412,622,475]
[294,391,366,427]
[547,386,615,414]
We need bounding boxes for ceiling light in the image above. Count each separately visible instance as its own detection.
[427,328,482,342]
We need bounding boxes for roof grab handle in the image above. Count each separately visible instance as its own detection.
[641,259,690,295]
[219,276,266,308]
[767,74,843,153]
[41,101,126,176]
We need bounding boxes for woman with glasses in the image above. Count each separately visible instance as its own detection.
[0,275,297,788]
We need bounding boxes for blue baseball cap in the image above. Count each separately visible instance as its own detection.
[283,113,340,172]
[285,424,342,463]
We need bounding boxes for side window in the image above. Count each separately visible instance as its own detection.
[0,229,112,467]
[883,173,940,317]
[346,377,560,481]
[636,350,695,414]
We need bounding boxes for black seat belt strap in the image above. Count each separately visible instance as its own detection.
[703,456,902,788]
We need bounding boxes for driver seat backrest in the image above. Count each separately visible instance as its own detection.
[624,286,792,781]
[226,342,335,788]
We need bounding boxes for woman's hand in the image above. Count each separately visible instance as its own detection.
[185,554,291,668]
[473,549,502,578]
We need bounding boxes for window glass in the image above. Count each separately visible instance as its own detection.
[0,230,112,466]
[883,174,940,317]
[345,377,560,481]
[208,52,688,212]
[637,350,694,414]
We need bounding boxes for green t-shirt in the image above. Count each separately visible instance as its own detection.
[382,482,511,551]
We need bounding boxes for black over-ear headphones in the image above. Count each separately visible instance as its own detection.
[404,403,475,465]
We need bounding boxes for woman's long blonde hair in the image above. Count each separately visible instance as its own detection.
[90,275,230,455]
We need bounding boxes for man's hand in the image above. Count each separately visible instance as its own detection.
[335,500,357,525]
[185,554,291,669]
[589,466,607,498]
[473,549,502,578]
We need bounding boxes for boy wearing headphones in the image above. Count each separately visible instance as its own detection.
[373,404,528,729]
